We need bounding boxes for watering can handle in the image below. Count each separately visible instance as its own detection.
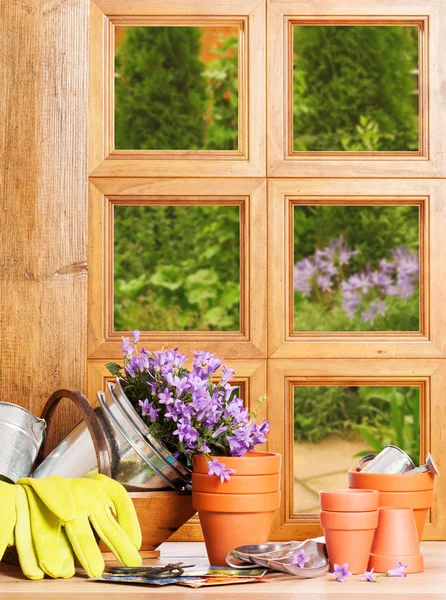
[33,389,111,478]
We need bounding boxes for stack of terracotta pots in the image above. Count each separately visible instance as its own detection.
[192,452,281,566]
[320,489,379,574]
[348,469,435,541]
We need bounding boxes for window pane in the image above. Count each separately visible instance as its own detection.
[293,385,421,513]
[293,26,419,152]
[293,205,420,331]
[114,205,240,332]
[115,26,239,150]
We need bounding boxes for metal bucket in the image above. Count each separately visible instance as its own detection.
[0,402,46,483]
[33,387,190,491]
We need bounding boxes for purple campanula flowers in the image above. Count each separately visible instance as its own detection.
[332,563,352,582]
[109,342,270,480]
[294,239,419,326]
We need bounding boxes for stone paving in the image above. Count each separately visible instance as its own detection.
[293,436,373,513]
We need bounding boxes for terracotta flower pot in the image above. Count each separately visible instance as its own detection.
[378,489,434,541]
[348,469,435,541]
[320,489,379,512]
[348,469,435,492]
[192,472,280,494]
[368,507,424,574]
[320,509,378,574]
[193,451,281,476]
[192,453,281,566]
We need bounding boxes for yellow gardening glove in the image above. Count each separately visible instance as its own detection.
[0,480,16,560]
[18,474,142,578]
[15,484,75,580]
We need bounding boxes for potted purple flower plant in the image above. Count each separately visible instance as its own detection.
[106,332,281,565]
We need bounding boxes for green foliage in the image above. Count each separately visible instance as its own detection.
[294,293,420,332]
[294,205,419,268]
[114,205,240,331]
[203,35,239,150]
[293,26,419,151]
[294,386,420,464]
[115,26,207,150]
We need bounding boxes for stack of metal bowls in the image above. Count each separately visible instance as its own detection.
[33,378,192,492]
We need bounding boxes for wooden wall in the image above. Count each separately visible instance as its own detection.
[0,0,88,442]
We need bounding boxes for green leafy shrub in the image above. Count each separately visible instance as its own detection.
[114,205,240,331]
[293,26,419,151]
[294,386,420,465]
[115,27,207,150]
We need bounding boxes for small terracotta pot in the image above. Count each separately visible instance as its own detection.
[192,472,280,494]
[193,451,281,476]
[368,508,424,574]
[192,453,281,566]
[348,470,435,541]
[378,489,434,542]
[320,488,379,512]
[348,469,435,492]
[320,509,378,574]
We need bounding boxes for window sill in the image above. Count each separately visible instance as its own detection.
[0,542,444,598]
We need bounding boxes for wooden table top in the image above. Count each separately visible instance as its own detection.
[1,542,445,599]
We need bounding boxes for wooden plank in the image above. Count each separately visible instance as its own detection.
[0,542,445,597]
[0,0,88,437]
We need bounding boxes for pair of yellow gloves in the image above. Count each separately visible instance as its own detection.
[0,475,142,580]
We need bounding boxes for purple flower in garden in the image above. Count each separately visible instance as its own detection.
[290,549,311,569]
[294,258,317,295]
[173,419,199,446]
[132,330,140,344]
[332,563,352,582]
[224,397,249,423]
[360,300,387,324]
[199,443,211,453]
[386,562,407,577]
[220,366,236,385]
[251,421,270,445]
[138,399,160,422]
[317,275,333,292]
[207,458,236,483]
[166,373,189,396]
[361,568,378,583]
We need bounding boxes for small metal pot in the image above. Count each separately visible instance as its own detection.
[0,402,46,483]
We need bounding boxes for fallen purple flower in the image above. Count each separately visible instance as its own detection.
[332,563,352,582]
[290,549,311,569]
[207,458,236,483]
[361,567,379,583]
[386,562,407,577]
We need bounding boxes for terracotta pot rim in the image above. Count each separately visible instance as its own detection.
[348,469,435,492]
[193,490,281,513]
[320,509,378,530]
[368,551,424,574]
[193,452,282,475]
[192,472,280,494]
[320,488,379,512]
[378,488,434,509]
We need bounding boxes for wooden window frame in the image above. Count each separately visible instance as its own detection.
[268,359,446,540]
[268,178,446,359]
[267,0,446,177]
[88,178,267,360]
[90,0,265,177]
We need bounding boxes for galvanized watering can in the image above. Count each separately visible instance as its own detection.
[0,402,46,483]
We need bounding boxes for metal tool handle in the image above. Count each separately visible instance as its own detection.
[33,389,111,477]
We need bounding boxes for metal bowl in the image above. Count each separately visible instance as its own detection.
[113,378,192,481]
[107,382,191,490]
